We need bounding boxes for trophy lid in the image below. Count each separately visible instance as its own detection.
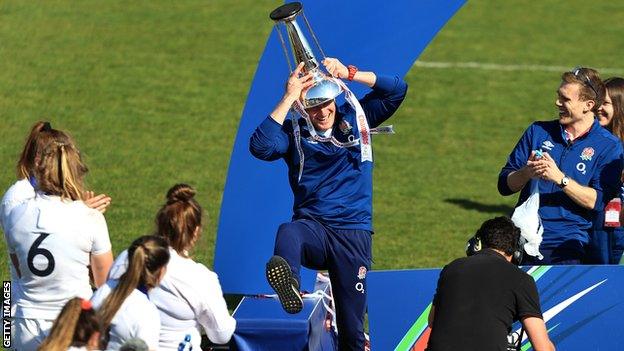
[270,2,303,22]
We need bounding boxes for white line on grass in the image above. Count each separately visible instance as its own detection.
[414,61,624,75]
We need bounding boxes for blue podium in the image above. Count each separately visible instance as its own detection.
[232,277,337,351]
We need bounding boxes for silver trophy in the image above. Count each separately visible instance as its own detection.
[270,2,342,109]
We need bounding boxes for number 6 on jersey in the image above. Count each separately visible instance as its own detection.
[27,233,56,277]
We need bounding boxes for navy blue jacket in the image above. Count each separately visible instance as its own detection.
[498,119,624,248]
[250,75,407,231]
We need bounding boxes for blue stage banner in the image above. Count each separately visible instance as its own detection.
[214,0,466,295]
[368,266,624,351]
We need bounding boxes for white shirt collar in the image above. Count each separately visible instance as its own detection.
[317,128,332,138]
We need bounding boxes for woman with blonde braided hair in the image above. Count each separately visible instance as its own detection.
[4,127,113,350]
[91,235,170,351]
[106,184,235,349]
[1,122,112,329]
[38,297,104,351]
[1,121,111,225]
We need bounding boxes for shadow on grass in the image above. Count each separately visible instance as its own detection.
[445,198,514,215]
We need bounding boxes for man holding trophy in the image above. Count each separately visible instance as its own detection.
[249,3,408,349]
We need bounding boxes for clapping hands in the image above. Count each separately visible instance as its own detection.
[526,151,564,183]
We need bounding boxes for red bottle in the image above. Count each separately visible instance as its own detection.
[604,198,621,227]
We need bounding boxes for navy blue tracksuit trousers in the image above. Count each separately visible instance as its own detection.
[274,219,372,351]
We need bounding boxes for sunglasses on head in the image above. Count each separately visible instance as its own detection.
[571,67,599,98]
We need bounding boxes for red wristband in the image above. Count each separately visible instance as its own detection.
[347,65,358,81]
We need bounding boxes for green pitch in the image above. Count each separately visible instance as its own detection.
[1,0,624,286]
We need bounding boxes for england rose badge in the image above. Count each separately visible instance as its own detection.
[580,147,594,161]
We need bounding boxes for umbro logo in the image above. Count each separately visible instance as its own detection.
[541,140,555,151]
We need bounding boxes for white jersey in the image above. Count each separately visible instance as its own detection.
[4,193,111,320]
[91,280,161,351]
[1,178,35,317]
[1,178,35,229]
[109,249,236,350]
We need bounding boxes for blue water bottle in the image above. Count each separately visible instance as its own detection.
[177,334,193,351]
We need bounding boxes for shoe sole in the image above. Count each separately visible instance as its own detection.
[266,256,303,314]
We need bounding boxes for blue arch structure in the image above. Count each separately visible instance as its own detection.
[214,0,466,295]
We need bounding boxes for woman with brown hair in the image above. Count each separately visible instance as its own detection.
[91,235,170,351]
[37,298,104,351]
[587,77,624,264]
[597,78,624,141]
[4,127,113,350]
[107,184,235,350]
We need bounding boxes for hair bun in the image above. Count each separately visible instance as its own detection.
[166,184,196,203]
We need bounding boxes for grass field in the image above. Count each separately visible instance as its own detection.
[2,0,624,288]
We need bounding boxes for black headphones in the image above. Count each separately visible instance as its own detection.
[465,229,525,265]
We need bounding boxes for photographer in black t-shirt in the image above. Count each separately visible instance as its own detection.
[426,217,555,351]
